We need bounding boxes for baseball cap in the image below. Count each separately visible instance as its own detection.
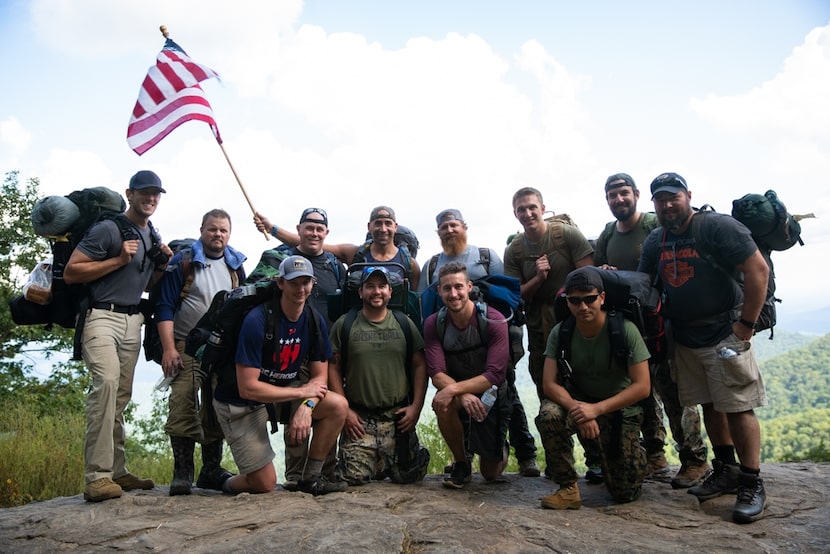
[435,208,464,227]
[360,265,392,285]
[605,172,637,192]
[299,207,328,226]
[129,170,166,193]
[650,172,688,199]
[369,206,396,222]
[564,266,604,293]
[278,255,315,280]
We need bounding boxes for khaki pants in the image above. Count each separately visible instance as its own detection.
[164,340,223,443]
[81,309,143,484]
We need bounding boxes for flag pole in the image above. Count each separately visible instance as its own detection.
[159,25,270,241]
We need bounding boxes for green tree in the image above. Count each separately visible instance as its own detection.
[0,171,88,415]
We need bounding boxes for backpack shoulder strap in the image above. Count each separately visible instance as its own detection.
[351,241,372,265]
[478,247,491,275]
[606,311,630,370]
[324,252,342,283]
[390,309,415,401]
[427,254,440,285]
[557,316,576,362]
[599,220,616,245]
[548,221,573,266]
[338,307,360,377]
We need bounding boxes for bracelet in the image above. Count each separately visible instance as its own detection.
[738,318,757,330]
[270,224,278,238]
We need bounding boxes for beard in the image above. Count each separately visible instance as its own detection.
[657,204,693,232]
[440,234,467,256]
[611,203,636,222]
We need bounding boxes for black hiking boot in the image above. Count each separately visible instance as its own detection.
[687,460,740,501]
[169,436,195,496]
[732,473,767,524]
[196,440,234,491]
[297,475,348,496]
[443,461,472,489]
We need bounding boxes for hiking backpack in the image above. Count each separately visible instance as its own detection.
[688,208,780,338]
[141,238,245,365]
[434,301,521,365]
[184,281,324,400]
[10,187,163,359]
[327,262,422,332]
[554,267,667,365]
[351,239,418,285]
[363,225,421,260]
[244,244,342,285]
[422,249,527,366]
[731,190,813,252]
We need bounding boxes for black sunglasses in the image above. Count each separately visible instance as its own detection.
[566,294,600,306]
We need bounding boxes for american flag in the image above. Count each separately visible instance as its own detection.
[127,37,222,155]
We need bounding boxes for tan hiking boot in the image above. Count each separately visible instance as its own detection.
[541,483,581,510]
[84,477,122,502]
[646,451,670,476]
[113,473,155,491]
[671,461,711,489]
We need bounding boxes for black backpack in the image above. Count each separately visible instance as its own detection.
[554,267,667,366]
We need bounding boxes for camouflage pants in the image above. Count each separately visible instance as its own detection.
[536,398,647,504]
[648,360,707,465]
[337,417,397,485]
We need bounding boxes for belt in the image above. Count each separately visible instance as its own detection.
[91,302,141,315]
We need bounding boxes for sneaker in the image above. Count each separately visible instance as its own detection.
[541,483,581,510]
[297,475,347,496]
[687,460,740,501]
[443,461,472,489]
[732,473,767,524]
[113,473,155,491]
[84,477,123,502]
[519,458,541,477]
[196,466,234,491]
[646,451,670,476]
[585,466,603,484]
[671,461,710,489]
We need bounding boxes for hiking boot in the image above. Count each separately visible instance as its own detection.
[170,436,195,496]
[732,473,767,524]
[687,460,739,501]
[113,473,155,491]
[443,461,472,489]
[196,466,234,491]
[519,458,541,477]
[671,461,710,489]
[585,466,603,484]
[84,477,123,502]
[297,475,347,496]
[282,480,299,492]
[541,483,581,510]
[646,451,670,476]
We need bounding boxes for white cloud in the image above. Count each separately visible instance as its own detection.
[0,117,32,164]
[690,24,830,141]
[39,149,114,195]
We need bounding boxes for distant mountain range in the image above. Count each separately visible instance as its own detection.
[775,305,830,336]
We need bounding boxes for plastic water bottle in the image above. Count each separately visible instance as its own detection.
[479,385,498,421]
[717,346,738,359]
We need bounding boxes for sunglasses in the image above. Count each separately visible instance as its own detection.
[566,294,600,306]
[300,207,328,225]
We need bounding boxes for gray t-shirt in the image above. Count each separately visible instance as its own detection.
[418,244,504,291]
[76,218,156,306]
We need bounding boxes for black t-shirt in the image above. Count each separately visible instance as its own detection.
[639,212,756,347]
[289,247,346,327]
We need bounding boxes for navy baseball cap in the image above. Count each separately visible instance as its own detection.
[129,170,166,193]
[650,172,688,199]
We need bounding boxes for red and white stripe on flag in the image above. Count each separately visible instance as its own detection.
[127,38,222,155]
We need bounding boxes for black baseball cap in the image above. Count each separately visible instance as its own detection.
[299,207,328,226]
[605,173,637,192]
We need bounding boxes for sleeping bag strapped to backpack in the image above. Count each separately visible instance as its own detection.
[731,189,812,252]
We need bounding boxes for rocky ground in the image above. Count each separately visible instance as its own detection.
[1,462,827,553]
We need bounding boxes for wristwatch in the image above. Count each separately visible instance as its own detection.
[302,399,316,410]
[738,318,757,330]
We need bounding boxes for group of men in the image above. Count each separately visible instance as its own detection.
[67,168,769,524]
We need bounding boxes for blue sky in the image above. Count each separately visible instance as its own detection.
[2,1,829,399]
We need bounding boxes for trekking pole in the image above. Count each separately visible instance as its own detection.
[217,142,270,241]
